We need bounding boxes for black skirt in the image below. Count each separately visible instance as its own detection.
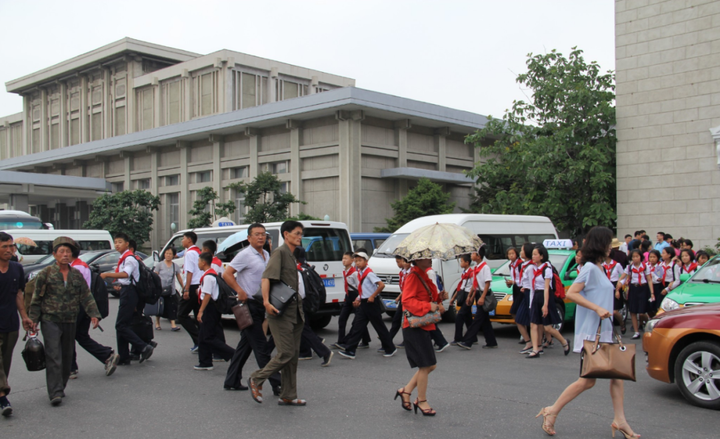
[612,281,624,311]
[529,290,561,326]
[648,282,663,315]
[627,284,650,314]
[509,284,523,315]
[402,327,437,369]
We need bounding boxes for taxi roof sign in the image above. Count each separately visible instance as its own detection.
[543,239,573,249]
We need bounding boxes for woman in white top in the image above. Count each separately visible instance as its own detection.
[537,226,639,438]
[152,247,184,331]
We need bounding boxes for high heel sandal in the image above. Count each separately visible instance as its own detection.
[394,388,412,411]
[413,399,436,416]
[562,341,570,356]
[535,407,557,436]
[611,422,640,438]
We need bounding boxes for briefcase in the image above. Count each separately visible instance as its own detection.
[253,281,297,317]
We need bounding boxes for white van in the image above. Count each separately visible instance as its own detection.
[5,229,114,265]
[157,220,353,328]
[369,214,558,322]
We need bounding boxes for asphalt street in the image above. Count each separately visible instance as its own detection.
[3,299,719,439]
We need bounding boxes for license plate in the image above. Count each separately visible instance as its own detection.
[383,299,398,310]
[323,278,335,288]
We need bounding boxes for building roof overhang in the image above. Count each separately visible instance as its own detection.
[0,87,489,172]
[380,167,474,185]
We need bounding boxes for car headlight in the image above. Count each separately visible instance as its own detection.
[645,318,660,334]
[28,271,38,281]
[661,297,679,312]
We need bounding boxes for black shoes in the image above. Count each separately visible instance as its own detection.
[50,396,62,406]
[0,397,11,417]
[139,344,154,363]
[224,384,249,391]
[321,351,333,367]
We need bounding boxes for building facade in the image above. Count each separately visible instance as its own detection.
[615,0,720,248]
[0,39,486,249]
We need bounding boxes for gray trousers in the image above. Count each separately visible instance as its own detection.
[0,331,18,396]
[41,321,76,400]
[251,298,304,401]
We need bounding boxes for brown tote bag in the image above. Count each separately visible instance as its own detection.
[580,322,636,381]
[231,302,253,331]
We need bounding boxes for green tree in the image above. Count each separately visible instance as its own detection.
[229,172,303,223]
[84,190,161,248]
[465,48,616,237]
[286,212,322,221]
[187,186,237,228]
[375,178,455,233]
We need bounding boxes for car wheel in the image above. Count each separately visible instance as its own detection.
[442,303,457,323]
[551,303,565,333]
[674,341,720,410]
[309,315,332,330]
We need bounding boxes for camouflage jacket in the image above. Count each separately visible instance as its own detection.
[28,263,101,323]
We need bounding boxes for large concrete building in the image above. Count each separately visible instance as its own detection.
[0,38,486,249]
[615,0,720,248]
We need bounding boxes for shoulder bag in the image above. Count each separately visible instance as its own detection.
[403,272,442,328]
[481,289,497,312]
[580,322,636,381]
[160,262,175,297]
[253,281,297,317]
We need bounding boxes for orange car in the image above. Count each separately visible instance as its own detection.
[642,303,720,410]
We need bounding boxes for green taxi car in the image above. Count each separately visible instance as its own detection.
[490,249,582,332]
[659,255,720,314]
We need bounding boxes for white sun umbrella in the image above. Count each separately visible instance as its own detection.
[392,222,484,261]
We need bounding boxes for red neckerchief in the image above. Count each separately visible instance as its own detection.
[681,262,697,274]
[187,246,201,255]
[456,268,472,292]
[510,259,521,283]
[343,266,356,294]
[357,267,374,297]
[116,250,135,273]
[602,260,617,280]
[471,262,487,290]
[532,263,549,288]
[630,263,646,285]
[71,258,89,269]
[520,260,533,281]
[399,270,406,290]
[198,268,218,304]
[660,261,674,286]
[212,256,222,267]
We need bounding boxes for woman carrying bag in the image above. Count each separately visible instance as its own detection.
[394,258,447,416]
[536,226,640,438]
[152,247,184,331]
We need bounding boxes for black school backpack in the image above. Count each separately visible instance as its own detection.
[132,256,163,305]
[90,270,109,319]
[207,273,239,315]
[299,262,326,316]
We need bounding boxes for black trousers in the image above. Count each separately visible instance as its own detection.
[41,321,76,400]
[178,285,200,345]
[72,309,113,370]
[336,291,370,344]
[344,299,394,353]
[454,303,478,343]
[461,305,497,347]
[116,285,148,361]
[430,327,448,347]
[388,301,403,341]
[198,301,235,367]
[300,320,330,358]
[224,300,280,390]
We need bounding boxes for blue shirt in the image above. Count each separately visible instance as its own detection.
[573,263,614,353]
[654,241,670,251]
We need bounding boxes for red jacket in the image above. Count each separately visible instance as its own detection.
[402,266,440,331]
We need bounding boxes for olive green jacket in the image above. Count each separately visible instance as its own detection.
[28,263,101,323]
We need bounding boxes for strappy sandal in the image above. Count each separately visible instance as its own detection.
[413,399,436,416]
[526,351,541,358]
[394,388,412,411]
[611,421,640,438]
[536,407,557,436]
[563,342,571,356]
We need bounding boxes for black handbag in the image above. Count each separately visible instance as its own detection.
[253,281,297,316]
[481,289,497,312]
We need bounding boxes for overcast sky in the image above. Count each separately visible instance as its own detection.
[0,0,615,120]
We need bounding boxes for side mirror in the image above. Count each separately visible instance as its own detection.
[90,263,100,273]
[153,250,160,261]
[680,273,691,283]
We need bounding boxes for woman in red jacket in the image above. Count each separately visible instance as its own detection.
[394,258,447,416]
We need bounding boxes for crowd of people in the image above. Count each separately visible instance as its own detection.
[0,222,711,437]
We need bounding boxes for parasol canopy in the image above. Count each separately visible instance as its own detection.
[217,230,249,254]
[392,222,483,261]
[14,237,37,247]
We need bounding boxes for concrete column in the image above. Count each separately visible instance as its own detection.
[153,77,161,128]
[150,149,159,249]
[435,127,450,172]
[287,120,301,216]
[59,82,67,147]
[178,141,189,229]
[80,76,89,143]
[40,88,48,152]
[9,194,29,212]
[127,61,136,134]
[22,95,28,156]
[395,120,410,199]
[246,128,259,178]
[337,111,363,232]
[181,70,191,121]
[225,62,235,112]
[269,68,278,103]
[210,135,223,198]
[123,153,131,190]
[104,68,112,138]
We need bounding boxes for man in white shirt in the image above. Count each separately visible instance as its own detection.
[222,224,281,394]
[101,232,153,365]
[179,232,202,352]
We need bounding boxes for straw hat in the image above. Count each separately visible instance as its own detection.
[611,238,622,248]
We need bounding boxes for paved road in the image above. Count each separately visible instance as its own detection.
[3,299,719,438]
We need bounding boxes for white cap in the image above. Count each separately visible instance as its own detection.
[353,252,369,260]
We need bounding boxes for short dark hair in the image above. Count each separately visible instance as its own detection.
[684,239,693,248]
[629,249,645,262]
[165,247,178,256]
[533,244,549,264]
[0,232,12,243]
[696,250,710,262]
[641,234,650,241]
[247,223,265,237]
[663,247,676,258]
[460,253,471,263]
[343,251,354,257]
[184,231,197,244]
[648,249,661,262]
[114,232,130,242]
[281,220,303,239]
[634,230,643,237]
[521,243,535,261]
[129,240,137,251]
[475,245,486,259]
[394,255,408,262]
[202,240,217,254]
[198,251,213,266]
[506,247,519,259]
[580,226,613,265]
[640,240,651,252]
[624,234,632,239]
[294,246,307,264]
[664,233,673,240]
[656,232,665,239]
[680,248,695,262]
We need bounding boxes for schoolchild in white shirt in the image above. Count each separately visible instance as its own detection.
[602,255,625,333]
[517,243,536,353]
[616,250,654,339]
[505,247,532,353]
[456,246,497,350]
[647,250,663,317]
[450,253,475,345]
[658,247,681,299]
